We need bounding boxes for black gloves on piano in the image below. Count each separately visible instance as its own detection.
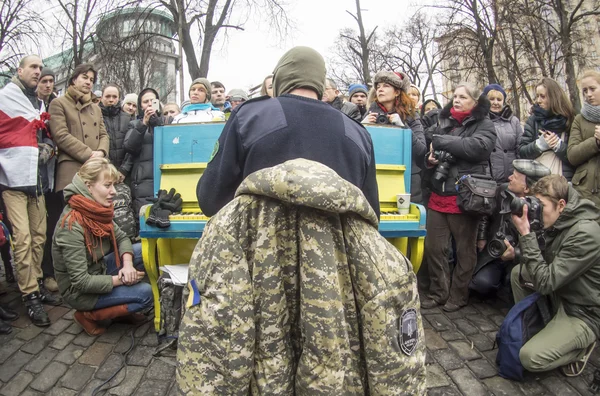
[146,188,183,228]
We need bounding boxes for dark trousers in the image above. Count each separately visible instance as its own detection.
[469,259,504,296]
[423,209,479,306]
[41,191,64,278]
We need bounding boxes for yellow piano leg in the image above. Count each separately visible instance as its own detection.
[141,237,161,331]
[388,237,423,274]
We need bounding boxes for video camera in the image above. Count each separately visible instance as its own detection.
[432,150,456,182]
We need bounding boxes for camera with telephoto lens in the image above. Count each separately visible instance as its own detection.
[487,227,520,259]
[376,114,389,124]
[499,190,544,232]
[432,150,456,182]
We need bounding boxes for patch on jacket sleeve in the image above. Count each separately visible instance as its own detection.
[399,308,418,356]
[186,279,201,309]
[208,141,219,163]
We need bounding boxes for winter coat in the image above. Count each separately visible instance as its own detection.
[428,96,497,196]
[331,96,362,122]
[567,114,600,208]
[519,186,600,338]
[177,159,426,395]
[49,91,109,191]
[488,106,523,183]
[171,106,226,124]
[52,174,133,311]
[100,103,133,177]
[518,114,574,180]
[367,102,427,203]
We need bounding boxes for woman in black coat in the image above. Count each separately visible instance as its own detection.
[421,83,497,312]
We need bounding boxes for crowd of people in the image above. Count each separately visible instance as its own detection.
[0,45,599,391]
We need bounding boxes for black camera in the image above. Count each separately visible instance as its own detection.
[499,190,544,232]
[432,150,456,182]
[376,114,389,124]
[487,229,520,259]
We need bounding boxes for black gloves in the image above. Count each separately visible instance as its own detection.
[146,188,183,228]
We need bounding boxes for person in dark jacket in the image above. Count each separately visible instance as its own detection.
[483,84,523,183]
[323,78,362,122]
[99,84,132,182]
[123,87,167,214]
[362,70,427,204]
[518,77,575,180]
[420,99,442,133]
[197,46,380,219]
[348,83,368,118]
[420,82,497,312]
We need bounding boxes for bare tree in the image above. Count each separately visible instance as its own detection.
[158,0,291,79]
[0,0,43,78]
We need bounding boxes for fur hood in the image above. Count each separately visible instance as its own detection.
[439,95,491,124]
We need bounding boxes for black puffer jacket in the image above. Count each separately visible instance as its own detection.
[428,96,497,196]
[100,103,133,176]
[331,96,362,122]
[367,102,427,203]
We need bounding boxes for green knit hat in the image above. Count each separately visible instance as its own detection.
[189,78,211,102]
[272,46,326,99]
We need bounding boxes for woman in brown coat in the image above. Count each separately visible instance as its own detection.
[49,64,109,192]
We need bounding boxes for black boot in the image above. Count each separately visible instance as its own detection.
[23,292,50,327]
[37,279,62,306]
[0,305,18,321]
[0,319,11,334]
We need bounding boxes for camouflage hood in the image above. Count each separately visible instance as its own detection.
[235,159,379,227]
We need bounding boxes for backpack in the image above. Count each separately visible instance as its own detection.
[154,273,185,355]
[113,183,138,241]
[495,292,552,380]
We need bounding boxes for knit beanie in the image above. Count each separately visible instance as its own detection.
[373,71,411,92]
[483,84,507,100]
[40,68,55,80]
[348,83,368,99]
[228,88,248,101]
[272,46,326,99]
[122,93,138,106]
[189,78,212,102]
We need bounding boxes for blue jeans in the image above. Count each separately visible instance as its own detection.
[94,243,153,313]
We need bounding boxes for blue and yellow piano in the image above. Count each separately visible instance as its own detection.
[140,122,427,330]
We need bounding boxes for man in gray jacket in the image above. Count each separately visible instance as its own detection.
[322,78,362,122]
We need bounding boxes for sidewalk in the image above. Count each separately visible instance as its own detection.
[0,275,595,395]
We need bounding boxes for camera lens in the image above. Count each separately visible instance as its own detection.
[487,239,507,258]
[376,114,389,124]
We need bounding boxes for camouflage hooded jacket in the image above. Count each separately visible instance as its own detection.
[177,159,426,395]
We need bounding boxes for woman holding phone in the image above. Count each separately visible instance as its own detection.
[519,77,575,180]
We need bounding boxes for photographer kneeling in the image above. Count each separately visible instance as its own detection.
[511,174,600,376]
[470,160,550,299]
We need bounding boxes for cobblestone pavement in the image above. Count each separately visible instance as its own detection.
[0,276,595,395]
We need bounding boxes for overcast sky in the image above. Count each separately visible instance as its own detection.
[188,0,415,94]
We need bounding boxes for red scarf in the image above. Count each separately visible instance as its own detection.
[61,195,121,268]
[450,107,472,125]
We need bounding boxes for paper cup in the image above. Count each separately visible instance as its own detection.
[396,193,411,214]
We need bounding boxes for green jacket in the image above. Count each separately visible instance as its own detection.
[567,114,600,208]
[177,159,426,396]
[519,186,600,338]
[52,174,133,311]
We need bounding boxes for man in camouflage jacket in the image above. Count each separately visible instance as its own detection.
[177,159,426,395]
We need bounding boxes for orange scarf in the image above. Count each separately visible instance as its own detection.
[61,194,121,268]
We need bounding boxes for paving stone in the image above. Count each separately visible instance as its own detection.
[29,361,68,392]
[424,328,447,351]
[97,324,130,344]
[466,314,497,332]
[432,348,464,370]
[81,379,107,396]
[126,345,155,366]
[54,344,85,365]
[50,333,76,350]
[490,314,506,327]
[0,350,33,382]
[114,335,134,353]
[79,342,113,366]
[106,365,144,395]
[60,363,96,391]
[96,354,123,380]
[15,324,45,341]
[134,322,151,338]
[0,331,16,346]
[425,351,435,365]
[47,387,78,396]
[564,367,595,396]
[72,332,97,347]
[420,307,442,315]
[24,346,58,373]
[167,382,180,396]
[146,358,176,381]
[44,318,72,336]
[444,310,469,319]
[448,340,482,361]
[425,363,450,388]
[453,318,478,335]
[0,370,33,396]
[133,379,170,396]
[448,368,488,396]
[440,331,465,342]
[46,306,71,322]
[421,316,433,330]
[466,358,497,379]
[0,338,24,364]
[62,309,75,320]
[424,314,453,332]
[483,376,525,395]
[472,302,501,317]
[65,322,83,335]
[514,380,549,396]
[19,390,42,396]
[468,333,494,352]
[482,348,498,364]
[540,376,580,396]
[140,332,159,347]
[427,386,462,396]
[21,333,54,355]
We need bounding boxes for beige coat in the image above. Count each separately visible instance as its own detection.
[49,91,109,191]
